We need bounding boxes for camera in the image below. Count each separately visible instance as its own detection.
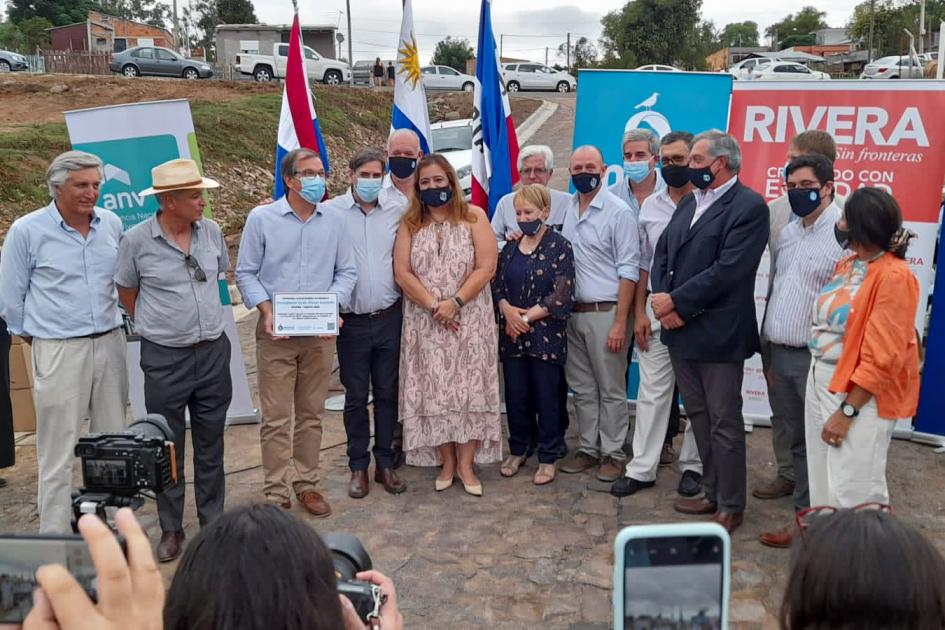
[324,533,386,624]
[71,414,178,530]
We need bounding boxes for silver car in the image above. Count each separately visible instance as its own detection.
[110,46,213,79]
[420,65,476,92]
[502,63,576,92]
[860,55,925,79]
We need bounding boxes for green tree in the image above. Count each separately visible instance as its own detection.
[7,0,95,26]
[720,21,759,47]
[848,0,945,57]
[0,21,25,51]
[185,0,256,59]
[97,0,170,28]
[765,6,828,48]
[600,0,706,69]
[17,16,53,50]
[557,35,598,73]
[431,36,473,72]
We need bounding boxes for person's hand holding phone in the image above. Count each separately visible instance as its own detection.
[23,509,164,630]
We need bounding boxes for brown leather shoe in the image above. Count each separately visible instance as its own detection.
[298,491,332,518]
[712,511,744,534]
[759,522,796,548]
[596,457,625,482]
[659,443,676,466]
[560,451,599,474]
[375,468,407,494]
[266,495,291,509]
[752,475,795,500]
[348,470,370,499]
[157,530,186,563]
[674,497,718,515]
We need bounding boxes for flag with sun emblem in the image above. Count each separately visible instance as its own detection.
[391,0,431,153]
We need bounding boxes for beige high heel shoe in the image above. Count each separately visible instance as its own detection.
[458,473,482,497]
[435,476,454,492]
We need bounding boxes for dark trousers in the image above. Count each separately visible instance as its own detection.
[337,306,401,471]
[769,344,812,511]
[503,357,563,464]
[558,375,570,445]
[670,355,746,512]
[0,319,13,469]
[665,383,680,445]
[141,335,232,533]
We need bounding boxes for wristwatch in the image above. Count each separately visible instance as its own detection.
[840,401,859,418]
[452,295,465,308]
[522,314,530,325]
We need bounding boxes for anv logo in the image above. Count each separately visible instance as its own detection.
[103,164,131,186]
[624,92,672,139]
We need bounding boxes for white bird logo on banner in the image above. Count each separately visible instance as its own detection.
[635,92,660,110]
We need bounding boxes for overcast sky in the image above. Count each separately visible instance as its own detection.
[247,0,857,64]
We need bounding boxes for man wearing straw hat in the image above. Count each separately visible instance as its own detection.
[116,158,232,562]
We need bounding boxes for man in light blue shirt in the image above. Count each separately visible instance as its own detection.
[609,128,666,218]
[236,148,356,519]
[491,145,571,242]
[0,151,128,533]
[321,148,407,499]
[559,145,640,484]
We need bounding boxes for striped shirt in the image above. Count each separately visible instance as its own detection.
[762,202,846,348]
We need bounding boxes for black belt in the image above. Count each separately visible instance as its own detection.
[771,343,808,351]
[342,300,401,320]
[74,327,119,340]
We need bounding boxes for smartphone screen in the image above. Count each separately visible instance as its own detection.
[623,534,724,629]
[0,536,98,624]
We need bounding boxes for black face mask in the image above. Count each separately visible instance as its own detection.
[571,172,600,194]
[661,164,690,189]
[388,156,417,179]
[517,219,543,236]
[688,162,716,190]
[834,223,850,249]
[788,188,822,218]
[420,186,453,208]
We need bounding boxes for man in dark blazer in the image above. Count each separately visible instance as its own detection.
[650,130,769,533]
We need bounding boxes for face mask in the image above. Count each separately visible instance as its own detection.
[517,218,543,236]
[420,186,452,207]
[834,223,850,249]
[623,160,652,184]
[355,178,382,203]
[571,172,600,194]
[297,176,325,204]
[661,164,690,189]
[788,187,822,218]
[688,161,716,190]
[388,156,417,179]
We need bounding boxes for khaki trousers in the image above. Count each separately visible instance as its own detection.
[256,319,334,501]
[33,329,128,533]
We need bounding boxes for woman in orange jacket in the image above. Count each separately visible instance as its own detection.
[805,187,920,508]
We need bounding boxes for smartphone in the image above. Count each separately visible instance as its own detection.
[613,523,731,630]
[0,535,105,624]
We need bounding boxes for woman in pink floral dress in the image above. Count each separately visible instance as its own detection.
[393,154,501,496]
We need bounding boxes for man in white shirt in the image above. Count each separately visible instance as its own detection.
[611,131,703,499]
[608,128,666,218]
[491,145,571,242]
[758,154,847,548]
[381,128,423,209]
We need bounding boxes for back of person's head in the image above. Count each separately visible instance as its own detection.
[845,187,913,258]
[790,130,838,163]
[164,504,342,630]
[780,509,945,630]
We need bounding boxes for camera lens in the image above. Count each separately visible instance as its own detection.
[128,414,174,441]
[322,533,373,581]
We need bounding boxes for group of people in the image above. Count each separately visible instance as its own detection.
[0,118,922,561]
[373,58,395,87]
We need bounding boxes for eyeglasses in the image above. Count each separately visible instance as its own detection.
[184,254,207,282]
[661,157,688,167]
[521,167,549,176]
[795,502,893,543]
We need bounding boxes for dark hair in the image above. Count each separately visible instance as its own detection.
[349,147,386,172]
[164,504,343,630]
[845,187,913,258]
[785,154,834,186]
[661,131,694,149]
[281,148,323,184]
[780,510,945,630]
[790,129,838,163]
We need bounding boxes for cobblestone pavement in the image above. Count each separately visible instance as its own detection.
[2,310,944,629]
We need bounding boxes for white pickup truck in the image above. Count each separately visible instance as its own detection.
[236,43,351,84]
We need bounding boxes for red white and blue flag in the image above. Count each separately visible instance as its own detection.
[471,0,519,217]
[274,11,329,198]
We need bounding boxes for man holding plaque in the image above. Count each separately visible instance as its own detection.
[322,148,408,499]
[236,148,356,518]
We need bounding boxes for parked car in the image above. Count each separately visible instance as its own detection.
[430,118,473,198]
[918,52,938,64]
[110,46,212,79]
[0,49,28,72]
[236,43,350,84]
[353,59,394,85]
[729,57,778,80]
[635,64,682,72]
[751,61,830,81]
[502,63,576,92]
[860,55,925,79]
[420,65,476,92]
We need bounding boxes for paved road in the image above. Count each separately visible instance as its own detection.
[513,92,577,190]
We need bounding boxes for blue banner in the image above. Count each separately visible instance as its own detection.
[915,206,945,441]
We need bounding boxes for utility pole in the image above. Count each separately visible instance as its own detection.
[500,34,504,59]
[545,46,548,65]
[345,0,353,69]
[566,32,570,71]
[919,0,926,54]
[867,0,876,62]
[172,0,180,52]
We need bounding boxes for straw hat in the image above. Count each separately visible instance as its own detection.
[139,158,220,196]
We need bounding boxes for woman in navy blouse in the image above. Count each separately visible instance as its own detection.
[493,185,574,485]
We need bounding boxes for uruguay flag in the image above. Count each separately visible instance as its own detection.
[273,12,329,199]
[471,0,519,217]
[391,0,431,154]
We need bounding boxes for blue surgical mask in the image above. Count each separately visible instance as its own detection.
[298,176,325,204]
[623,160,652,184]
[355,178,382,203]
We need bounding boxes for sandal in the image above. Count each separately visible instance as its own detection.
[533,463,556,486]
[500,455,526,477]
